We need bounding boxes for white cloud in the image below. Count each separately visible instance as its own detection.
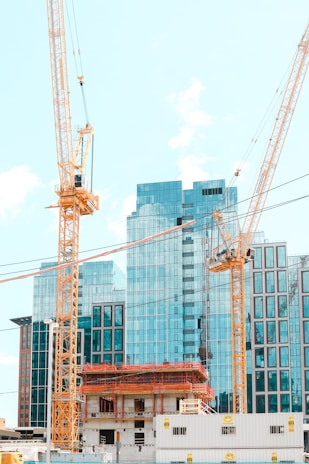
[0,166,40,220]
[108,194,136,241]
[177,154,210,189]
[168,79,213,149]
[0,353,18,366]
[168,126,194,148]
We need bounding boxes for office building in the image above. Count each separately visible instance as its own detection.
[126,179,239,413]
[12,261,125,427]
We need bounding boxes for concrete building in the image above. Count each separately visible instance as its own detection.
[79,362,214,462]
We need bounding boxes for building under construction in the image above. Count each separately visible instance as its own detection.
[79,362,214,461]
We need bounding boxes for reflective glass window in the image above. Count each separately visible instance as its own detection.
[265,247,274,268]
[280,394,290,412]
[305,321,309,343]
[93,306,101,327]
[256,395,265,413]
[114,353,123,364]
[254,272,263,293]
[103,354,112,364]
[278,271,287,292]
[104,330,112,350]
[255,348,264,368]
[255,322,264,344]
[268,394,278,413]
[306,371,309,391]
[280,346,289,367]
[266,272,275,293]
[277,246,286,268]
[253,248,262,269]
[268,347,276,367]
[306,395,309,415]
[254,297,263,318]
[280,371,289,390]
[256,371,265,391]
[266,296,275,318]
[268,371,277,391]
[267,321,276,344]
[278,295,287,317]
[104,306,112,327]
[92,330,101,352]
[92,354,101,364]
[279,321,288,343]
[304,296,309,318]
[115,305,123,326]
[114,329,123,351]
[305,347,309,367]
[303,271,309,292]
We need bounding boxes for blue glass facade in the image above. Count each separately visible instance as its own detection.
[30,261,125,427]
[126,180,238,411]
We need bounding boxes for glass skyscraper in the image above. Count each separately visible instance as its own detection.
[28,261,125,427]
[126,179,238,411]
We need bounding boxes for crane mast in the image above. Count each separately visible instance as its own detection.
[46,0,99,450]
[209,23,309,414]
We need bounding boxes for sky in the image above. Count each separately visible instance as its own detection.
[0,1,308,428]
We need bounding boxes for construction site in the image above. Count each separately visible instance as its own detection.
[1,0,309,463]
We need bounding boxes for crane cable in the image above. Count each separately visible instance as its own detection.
[65,0,90,125]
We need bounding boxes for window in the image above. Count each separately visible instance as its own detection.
[255,322,264,344]
[304,296,309,318]
[267,321,276,344]
[100,397,114,413]
[256,395,265,413]
[280,346,289,367]
[268,395,278,413]
[99,429,114,445]
[268,371,277,391]
[253,247,262,269]
[202,187,222,195]
[135,420,144,428]
[304,321,309,343]
[254,297,263,318]
[305,371,309,391]
[278,271,287,292]
[93,306,101,327]
[265,247,274,268]
[254,273,263,293]
[104,306,112,327]
[92,330,101,352]
[114,329,123,351]
[256,371,265,391]
[221,426,236,435]
[270,425,284,434]
[280,371,289,391]
[278,295,287,317]
[266,272,275,292]
[115,305,123,326]
[134,399,145,413]
[277,246,286,267]
[255,348,264,368]
[173,427,187,435]
[268,347,277,367]
[303,271,309,292]
[279,321,288,343]
[266,296,275,318]
[280,394,290,412]
[305,347,309,367]
[103,330,112,350]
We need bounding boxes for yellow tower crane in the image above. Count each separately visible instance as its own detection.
[46,0,99,450]
[209,23,309,414]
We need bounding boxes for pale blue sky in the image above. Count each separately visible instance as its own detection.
[0,1,308,427]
